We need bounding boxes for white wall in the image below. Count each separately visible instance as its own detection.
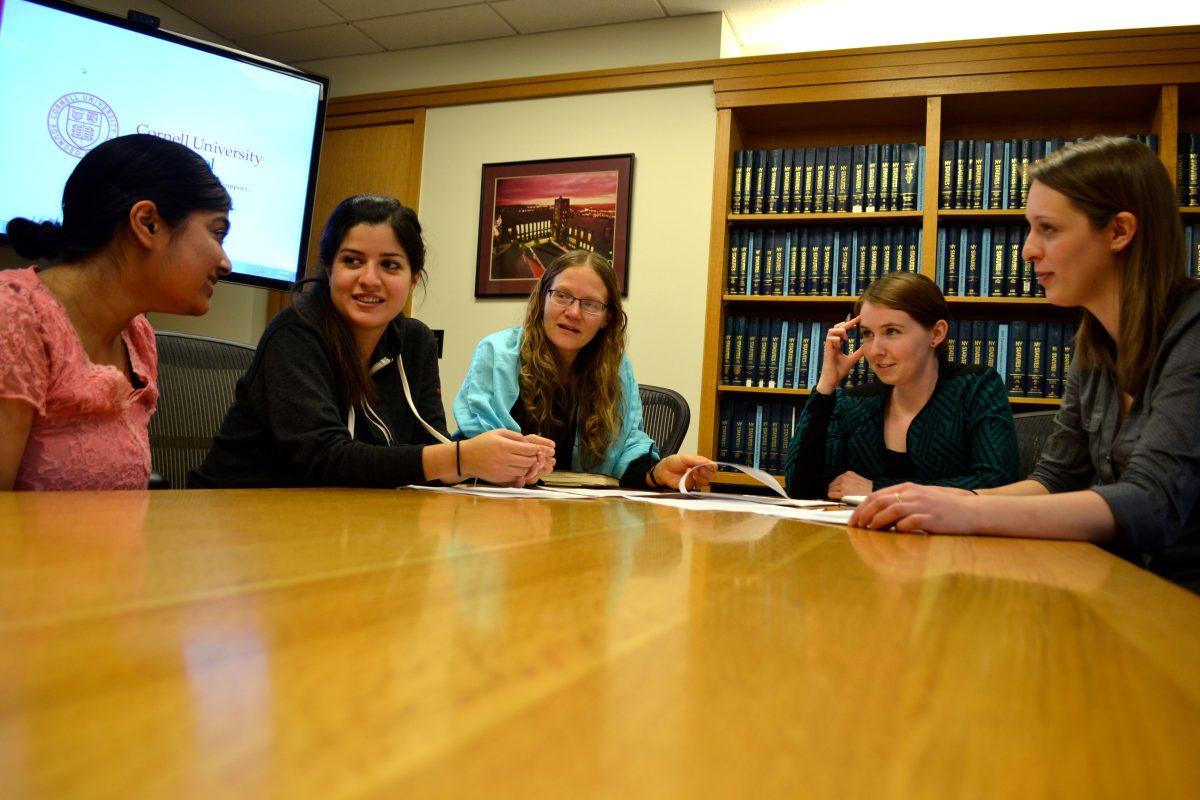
[415,85,716,455]
[300,14,722,97]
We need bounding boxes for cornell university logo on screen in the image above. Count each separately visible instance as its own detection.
[47,93,119,158]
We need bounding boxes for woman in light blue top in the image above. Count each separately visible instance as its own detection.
[455,250,714,490]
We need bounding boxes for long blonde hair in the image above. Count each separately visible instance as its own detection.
[1029,136,1197,396]
[519,250,628,469]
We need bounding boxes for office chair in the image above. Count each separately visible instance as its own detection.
[638,384,691,458]
[1012,410,1059,480]
[148,331,255,488]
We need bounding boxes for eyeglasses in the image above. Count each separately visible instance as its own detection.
[546,288,608,316]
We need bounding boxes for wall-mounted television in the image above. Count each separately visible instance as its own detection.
[0,0,328,291]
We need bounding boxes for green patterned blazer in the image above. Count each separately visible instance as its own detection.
[785,361,1019,499]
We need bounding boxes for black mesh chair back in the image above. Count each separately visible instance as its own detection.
[148,331,255,488]
[638,384,691,458]
[1013,410,1059,480]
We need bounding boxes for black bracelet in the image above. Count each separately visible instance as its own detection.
[456,440,462,477]
[647,462,665,490]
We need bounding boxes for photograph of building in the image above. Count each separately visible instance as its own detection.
[489,170,617,281]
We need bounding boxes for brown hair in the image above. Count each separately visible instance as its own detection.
[854,271,951,358]
[1029,136,1196,396]
[519,250,629,470]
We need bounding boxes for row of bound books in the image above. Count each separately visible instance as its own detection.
[727,226,922,297]
[950,319,1074,399]
[1187,222,1200,277]
[731,144,925,215]
[935,224,1043,298]
[1182,135,1200,207]
[716,399,801,475]
[722,316,833,390]
[938,134,1157,210]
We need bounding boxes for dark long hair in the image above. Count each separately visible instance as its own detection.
[6,133,231,262]
[1030,136,1196,396]
[294,195,426,409]
[519,250,628,469]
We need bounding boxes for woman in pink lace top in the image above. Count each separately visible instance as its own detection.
[1,134,232,490]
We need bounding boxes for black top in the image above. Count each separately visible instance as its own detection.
[509,387,657,489]
[882,448,916,480]
[188,293,447,488]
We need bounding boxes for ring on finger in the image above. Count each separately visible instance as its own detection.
[893,492,902,503]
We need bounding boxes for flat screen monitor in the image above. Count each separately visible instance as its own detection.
[0,0,328,290]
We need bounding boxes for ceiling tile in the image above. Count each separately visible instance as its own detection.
[158,0,343,40]
[489,0,665,34]
[236,24,385,64]
[319,0,482,22]
[356,5,516,50]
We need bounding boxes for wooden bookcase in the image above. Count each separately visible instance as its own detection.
[698,27,1200,487]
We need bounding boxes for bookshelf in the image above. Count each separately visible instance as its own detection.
[699,27,1200,485]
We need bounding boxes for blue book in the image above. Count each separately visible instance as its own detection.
[899,143,920,210]
[780,319,794,388]
[1027,320,1047,397]
[946,320,959,364]
[963,227,979,297]
[996,324,1009,379]
[781,149,795,213]
[916,145,926,210]
[781,229,794,295]
[768,318,783,388]
[1045,322,1064,399]
[1007,320,1028,396]
[744,229,757,295]
[744,316,760,386]
[796,321,811,389]
[756,318,772,387]
[985,321,1000,372]
[807,321,823,389]
[990,226,1007,297]
[980,227,992,297]
[958,318,972,366]
[936,228,946,287]
[971,320,986,366]
[837,230,853,296]
[750,405,763,469]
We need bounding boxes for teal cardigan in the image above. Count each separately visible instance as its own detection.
[453,326,658,478]
[785,361,1019,499]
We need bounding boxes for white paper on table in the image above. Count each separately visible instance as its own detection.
[403,484,588,500]
[677,461,849,510]
[626,494,854,526]
[534,486,659,499]
[840,495,867,506]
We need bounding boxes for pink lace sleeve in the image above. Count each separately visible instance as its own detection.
[0,283,50,414]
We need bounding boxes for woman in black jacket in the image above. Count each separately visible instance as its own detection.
[190,195,553,488]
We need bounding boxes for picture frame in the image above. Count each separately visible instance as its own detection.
[475,153,633,298]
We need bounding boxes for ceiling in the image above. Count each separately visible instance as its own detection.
[154,0,780,64]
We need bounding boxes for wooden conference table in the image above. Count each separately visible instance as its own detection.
[2,488,1199,799]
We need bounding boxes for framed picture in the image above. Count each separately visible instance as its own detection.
[475,154,633,297]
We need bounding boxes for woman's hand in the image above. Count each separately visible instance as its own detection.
[509,434,556,487]
[815,315,866,395]
[827,470,873,500]
[461,429,550,485]
[848,482,981,534]
[652,454,717,491]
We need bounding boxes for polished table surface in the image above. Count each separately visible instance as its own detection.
[2,488,1199,799]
